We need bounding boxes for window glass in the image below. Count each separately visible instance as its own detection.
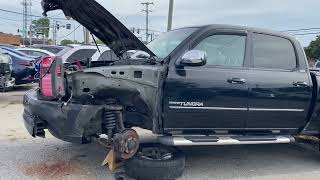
[98,50,120,61]
[193,35,246,66]
[40,47,65,54]
[147,28,198,59]
[30,51,46,57]
[19,50,31,55]
[253,33,296,69]
[66,49,97,63]
[56,47,72,56]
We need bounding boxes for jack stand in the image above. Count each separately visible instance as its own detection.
[102,148,124,171]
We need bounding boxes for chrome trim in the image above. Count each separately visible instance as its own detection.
[168,106,247,111]
[158,136,294,146]
[169,106,304,112]
[249,108,304,112]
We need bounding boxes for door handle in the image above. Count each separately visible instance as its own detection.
[293,81,308,87]
[227,78,246,84]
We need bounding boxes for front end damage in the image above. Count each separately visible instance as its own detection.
[23,65,165,142]
[22,0,169,171]
[23,64,165,169]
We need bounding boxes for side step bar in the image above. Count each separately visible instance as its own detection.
[158,135,294,146]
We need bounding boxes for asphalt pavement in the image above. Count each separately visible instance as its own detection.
[1,86,320,180]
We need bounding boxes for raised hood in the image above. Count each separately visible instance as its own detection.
[41,0,155,58]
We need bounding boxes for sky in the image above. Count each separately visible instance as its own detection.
[0,0,319,47]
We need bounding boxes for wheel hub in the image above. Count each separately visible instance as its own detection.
[113,129,140,159]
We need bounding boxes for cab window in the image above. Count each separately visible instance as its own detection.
[193,35,246,67]
[253,33,296,70]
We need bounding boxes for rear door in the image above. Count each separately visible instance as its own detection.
[247,33,312,129]
[163,30,251,131]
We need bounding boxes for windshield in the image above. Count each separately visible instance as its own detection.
[40,47,65,54]
[147,28,198,59]
[56,47,72,56]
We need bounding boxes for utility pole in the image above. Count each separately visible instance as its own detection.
[141,2,154,43]
[52,20,58,45]
[83,27,90,44]
[73,21,76,43]
[167,0,174,31]
[21,0,32,46]
[29,25,33,45]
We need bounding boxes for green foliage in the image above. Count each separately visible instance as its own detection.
[95,39,105,45]
[73,40,81,44]
[60,39,74,46]
[31,18,50,38]
[305,36,320,59]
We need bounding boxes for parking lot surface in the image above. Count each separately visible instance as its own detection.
[1,86,320,180]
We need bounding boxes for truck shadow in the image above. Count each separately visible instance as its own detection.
[179,144,320,179]
[13,139,320,179]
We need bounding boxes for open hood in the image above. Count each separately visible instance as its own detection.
[41,0,155,58]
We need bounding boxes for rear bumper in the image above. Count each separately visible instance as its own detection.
[13,67,35,85]
[23,90,107,143]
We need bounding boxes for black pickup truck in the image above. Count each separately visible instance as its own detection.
[23,0,320,179]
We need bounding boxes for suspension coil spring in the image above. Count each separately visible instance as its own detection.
[103,110,117,138]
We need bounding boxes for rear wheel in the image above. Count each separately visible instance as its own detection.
[124,143,186,180]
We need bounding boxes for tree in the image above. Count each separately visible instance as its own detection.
[95,39,105,45]
[31,18,50,38]
[60,39,74,46]
[305,36,320,59]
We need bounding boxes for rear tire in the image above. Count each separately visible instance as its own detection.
[124,143,186,180]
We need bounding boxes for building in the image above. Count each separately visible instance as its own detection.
[0,33,22,46]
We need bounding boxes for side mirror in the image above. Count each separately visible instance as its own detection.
[179,50,207,67]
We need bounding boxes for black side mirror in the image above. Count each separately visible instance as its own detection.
[178,50,207,67]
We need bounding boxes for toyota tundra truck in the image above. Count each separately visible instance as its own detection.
[23,0,320,179]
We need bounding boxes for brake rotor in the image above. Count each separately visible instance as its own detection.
[113,129,140,160]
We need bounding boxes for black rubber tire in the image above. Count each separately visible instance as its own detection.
[124,143,186,180]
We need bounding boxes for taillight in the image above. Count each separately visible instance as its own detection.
[40,56,65,99]
[40,56,55,76]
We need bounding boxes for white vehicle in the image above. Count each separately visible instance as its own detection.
[56,45,114,63]
[0,50,15,89]
[17,48,55,57]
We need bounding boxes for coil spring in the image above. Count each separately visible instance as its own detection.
[103,111,117,130]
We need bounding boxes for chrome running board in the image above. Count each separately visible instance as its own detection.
[158,135,294,146]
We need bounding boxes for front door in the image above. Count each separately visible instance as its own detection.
[163,31,251,131]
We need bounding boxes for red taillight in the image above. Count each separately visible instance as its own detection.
[40,56,65,99]
[40,56,56,97]
[40,56,55,76]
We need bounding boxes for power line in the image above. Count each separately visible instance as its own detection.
[292,32,320,36]
[282,28,320,32]
[0,8,68,20]
[57,24,81,39]
[0,16,25,22]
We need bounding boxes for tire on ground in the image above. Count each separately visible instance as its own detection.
[124,143,186,180]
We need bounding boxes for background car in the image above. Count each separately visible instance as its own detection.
[0,44,17,49]
[0,46,39,59]
[56,45,115,63]
[16,48,55,57]
[0,48,35,85]
[31,44,67,54]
